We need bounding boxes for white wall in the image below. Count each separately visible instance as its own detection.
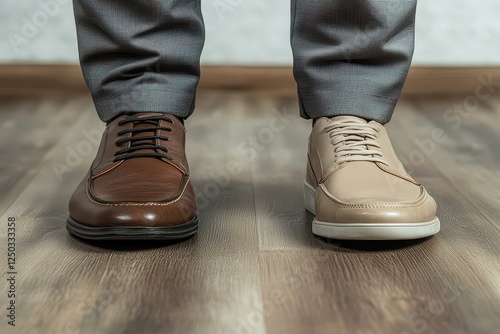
[1,0,500,66]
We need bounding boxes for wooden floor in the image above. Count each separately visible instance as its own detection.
[0,90,499,334]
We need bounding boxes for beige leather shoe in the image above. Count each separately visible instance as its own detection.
[304,116,439,240]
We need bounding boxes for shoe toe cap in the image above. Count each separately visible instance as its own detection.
[315,184,438,224]
[68,173,196,228]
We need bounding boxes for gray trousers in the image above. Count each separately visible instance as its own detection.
[73,0,416,124]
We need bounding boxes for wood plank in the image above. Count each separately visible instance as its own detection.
[0,95,92,216]
[0,66,88,96]
[390,96,500,231]
[252,98,500,334]
[2,65,500,96]
[0,92,265,334]
[1,92,499,334]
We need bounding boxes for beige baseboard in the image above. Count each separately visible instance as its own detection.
[0,64,499,97]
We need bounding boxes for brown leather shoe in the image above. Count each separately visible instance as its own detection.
[67,113,197,240]
[304,116,439,240]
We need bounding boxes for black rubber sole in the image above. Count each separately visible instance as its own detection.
[66,215,198,240]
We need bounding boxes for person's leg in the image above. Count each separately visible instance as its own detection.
[293,0,440,240]
[291,0,416,124]
[68,1,203,241]
[73,0,204,122]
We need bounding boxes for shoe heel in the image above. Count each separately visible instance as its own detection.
[303,181,316,214]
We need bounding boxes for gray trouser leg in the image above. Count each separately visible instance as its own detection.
[291,0,417,124]
[73,0,204,122]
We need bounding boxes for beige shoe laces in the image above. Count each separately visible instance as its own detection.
[325,119,389,165]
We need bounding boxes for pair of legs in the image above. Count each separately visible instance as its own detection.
[68,0,440,241]
[73,0,416,123]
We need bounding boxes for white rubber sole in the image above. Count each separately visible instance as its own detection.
[304,181,440,240]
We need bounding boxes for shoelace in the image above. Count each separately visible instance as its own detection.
[113,115,174,162]
[325,120,388,165]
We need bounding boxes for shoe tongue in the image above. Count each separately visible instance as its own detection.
[328,115,368,124]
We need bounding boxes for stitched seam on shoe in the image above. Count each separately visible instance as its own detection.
[318,184,427,209]
[92,160,125,179]
[314,145,324,178]
[395,159,414,180]
[376,162,420,186]
[85,177,190,207]
[93,127,108,170]
[162,157,187,175]
[307,154,318,186]
[320,162,347,184]
[92,121,132,178]
[158,119,189,175]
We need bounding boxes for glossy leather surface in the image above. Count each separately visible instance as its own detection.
[307,116,437,224]
[69,113,196,228]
